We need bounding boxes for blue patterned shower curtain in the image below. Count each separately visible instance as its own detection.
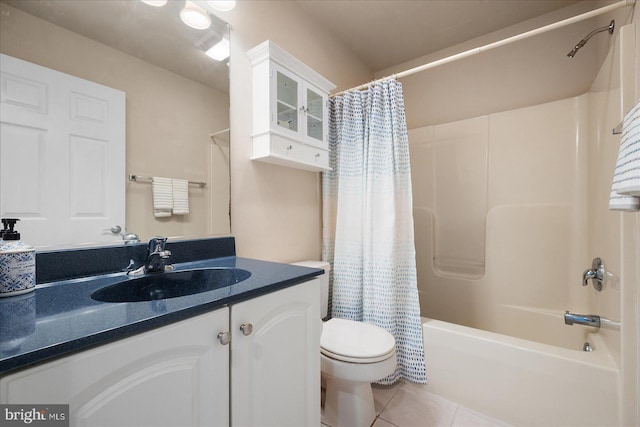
[322,79,427,384]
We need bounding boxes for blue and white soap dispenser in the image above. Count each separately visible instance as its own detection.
[0,219,36,297]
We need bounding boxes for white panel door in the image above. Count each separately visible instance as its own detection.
[0,54,125,247]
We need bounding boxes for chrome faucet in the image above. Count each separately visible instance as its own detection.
[144,237,172,274]
[564,311,600,328]
[582,257,605,291]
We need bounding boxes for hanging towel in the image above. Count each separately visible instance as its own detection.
[152,177,173,217]
[172,178,189,215]
[609,101,640,211]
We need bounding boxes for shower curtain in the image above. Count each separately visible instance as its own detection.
[322,79,427,384]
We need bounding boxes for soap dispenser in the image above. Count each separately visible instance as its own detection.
[0,219,36,297]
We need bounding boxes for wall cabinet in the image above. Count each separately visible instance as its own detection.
[248,41,336,172]
[0,279,321,426]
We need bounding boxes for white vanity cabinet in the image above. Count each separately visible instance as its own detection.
[248,40,336,172]
[0,279,321,427]
[0,307,230,427]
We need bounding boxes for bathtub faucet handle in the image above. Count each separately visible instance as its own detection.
[582,269,596,286]
[582,257,604,291]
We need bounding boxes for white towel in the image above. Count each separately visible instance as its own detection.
[609,101,640,211]
[152,177,173,217]
[172,178,189,215]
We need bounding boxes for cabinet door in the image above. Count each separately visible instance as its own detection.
[0,308,230,427]
[302,82,328,149]
[231,280,321,427]
[271,63,302,139]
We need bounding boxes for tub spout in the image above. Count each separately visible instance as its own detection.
[564,311,600,328]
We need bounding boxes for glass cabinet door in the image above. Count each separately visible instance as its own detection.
[305,87,324,143]
[276,70,298,133]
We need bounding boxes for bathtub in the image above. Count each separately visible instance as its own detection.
[422,317,620,427]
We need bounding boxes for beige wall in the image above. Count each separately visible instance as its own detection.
[0,3,230,242]
[223,1,371,262]
[379,1,631,129]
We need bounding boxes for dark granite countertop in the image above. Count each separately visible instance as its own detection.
[0,241,322,375]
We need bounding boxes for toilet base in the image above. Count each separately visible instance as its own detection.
[323,377,376,427]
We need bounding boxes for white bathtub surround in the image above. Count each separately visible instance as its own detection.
[409,116,489,280]
[609,100,640,211]
[409,95,592,335]
[323,79,426,385]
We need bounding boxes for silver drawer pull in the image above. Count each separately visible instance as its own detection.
[240,323,253,336]
[286,145,293,150]
[217,331,231,345]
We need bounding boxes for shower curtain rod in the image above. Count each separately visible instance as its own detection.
[330,0,635,98]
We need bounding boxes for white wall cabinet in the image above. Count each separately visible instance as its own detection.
[248,41,336,172]
[0,279,321,427]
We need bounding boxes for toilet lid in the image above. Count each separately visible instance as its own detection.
[321,318,396,362]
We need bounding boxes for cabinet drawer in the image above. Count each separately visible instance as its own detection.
[271,138,329,169]
[252,132,330,172]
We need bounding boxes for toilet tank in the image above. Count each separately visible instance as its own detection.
[291,261,330,318]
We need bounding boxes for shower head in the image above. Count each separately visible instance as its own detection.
[567,19,615,58]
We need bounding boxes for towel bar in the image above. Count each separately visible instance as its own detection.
[128,174,206,188]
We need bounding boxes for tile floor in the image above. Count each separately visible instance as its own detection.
[322,380,511,427]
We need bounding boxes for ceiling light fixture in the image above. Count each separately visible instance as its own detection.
[140,0,168,6]
[205,38,230,61]
[205,1,236,12]
[180,1,212,30]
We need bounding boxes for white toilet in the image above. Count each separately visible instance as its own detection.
[292,261,397,427]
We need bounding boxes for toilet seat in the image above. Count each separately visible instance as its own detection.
[321,318,396,363]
